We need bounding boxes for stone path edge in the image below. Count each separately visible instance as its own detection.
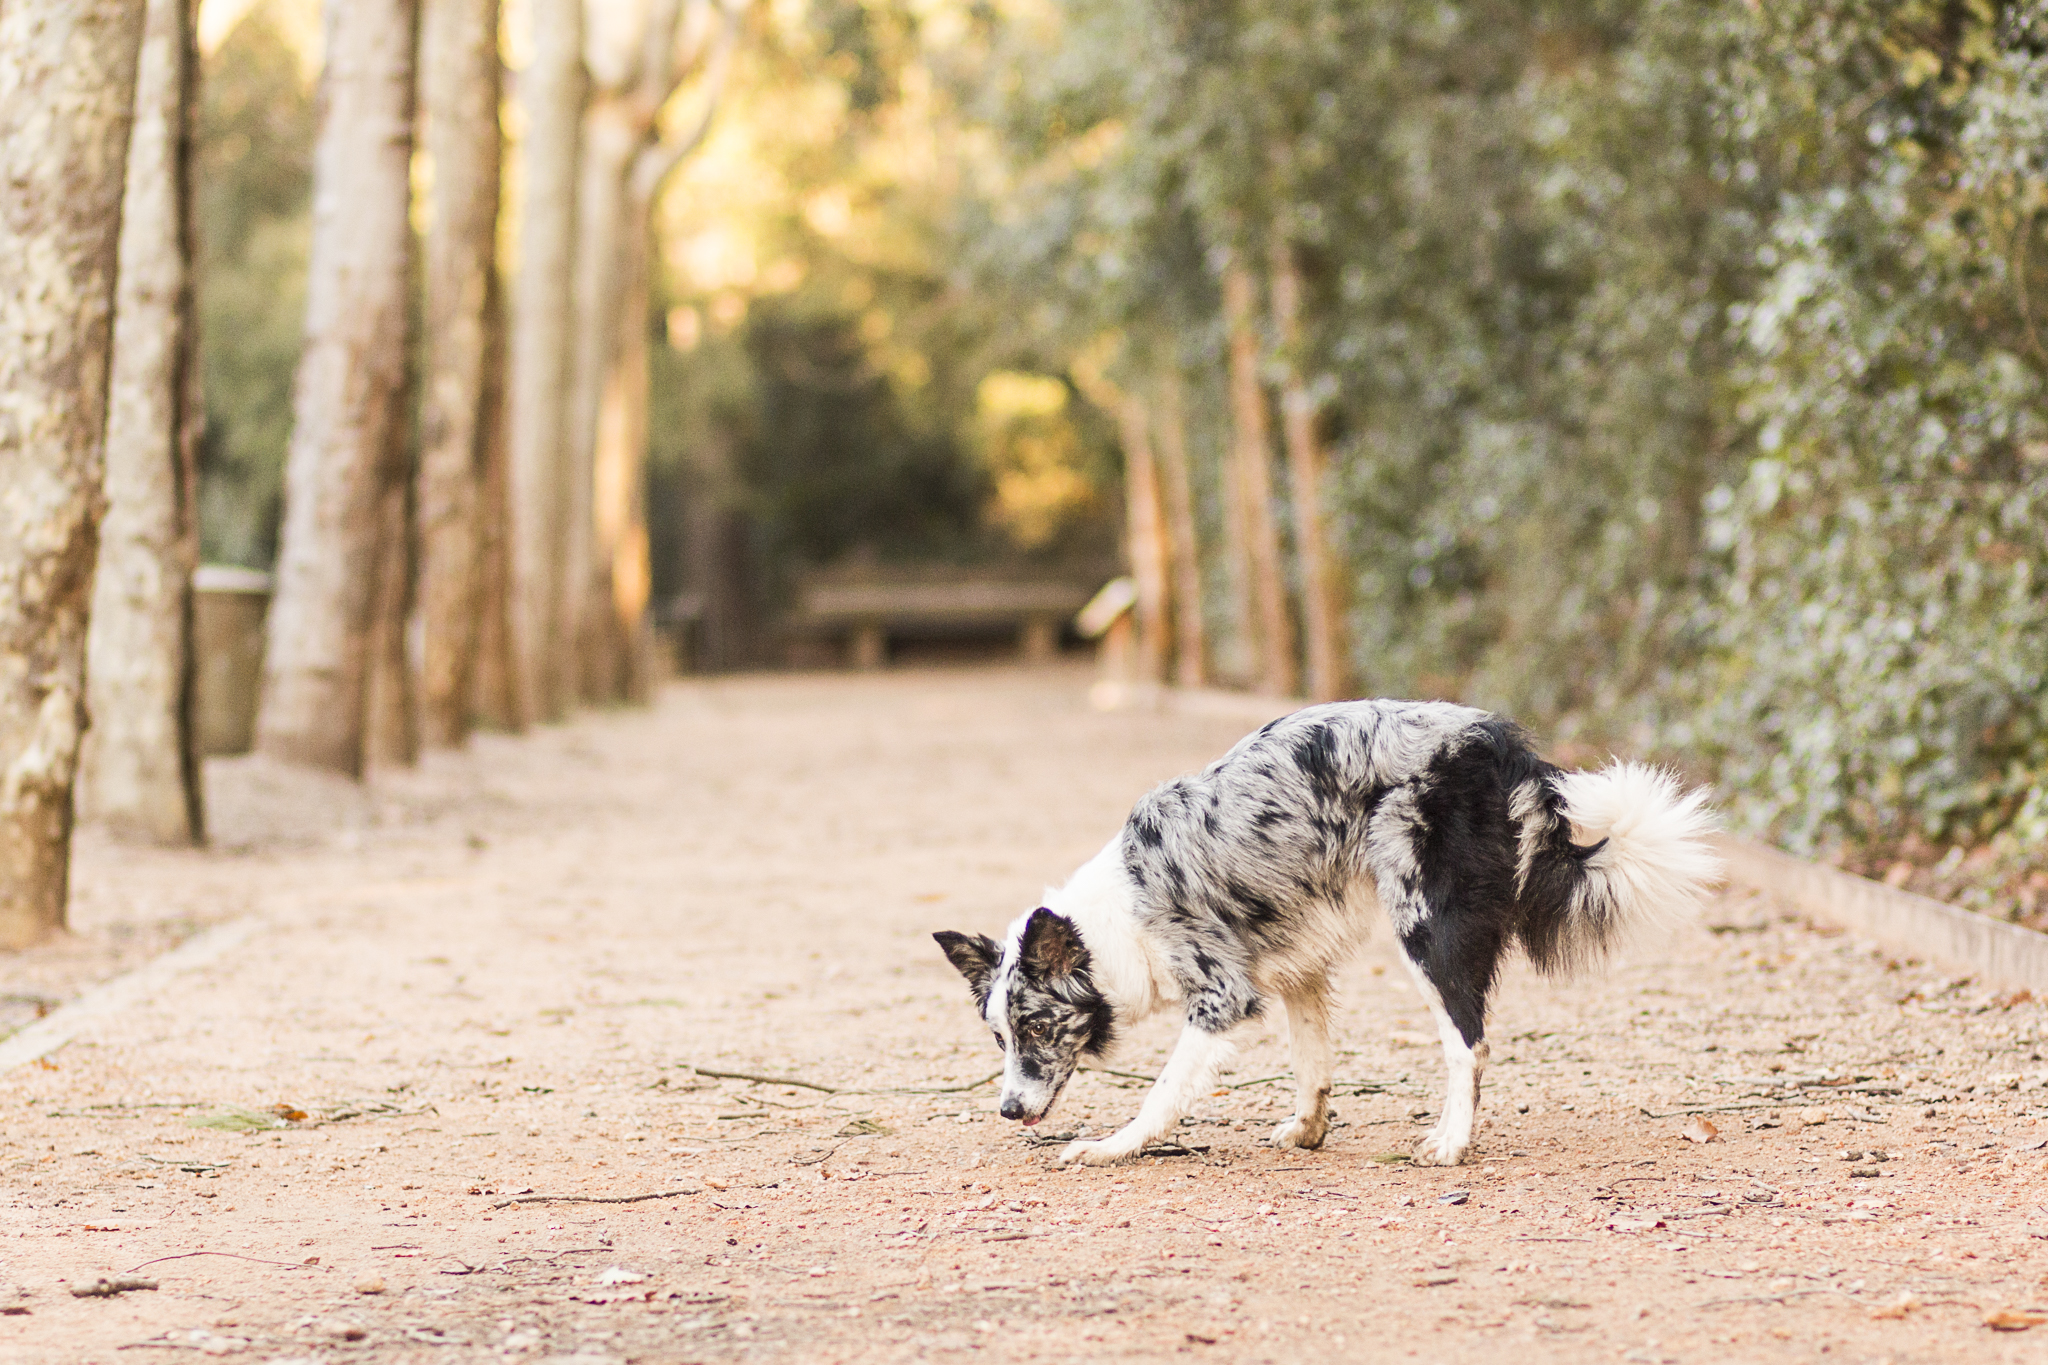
[0,918,259,1074]
[1717,836,2048,995]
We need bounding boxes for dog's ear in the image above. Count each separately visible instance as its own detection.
[1019,908,1086,979]
[933,931,1001,1008]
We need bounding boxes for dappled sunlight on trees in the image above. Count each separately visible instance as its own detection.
[11,0,2040,932]
[958,0,2048,909]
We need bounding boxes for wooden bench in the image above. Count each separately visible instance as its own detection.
[796,576,1098,669]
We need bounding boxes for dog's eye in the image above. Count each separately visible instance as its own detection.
[1021,1023,1048,1044]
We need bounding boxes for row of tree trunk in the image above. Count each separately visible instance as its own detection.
[265,0,738,776]
[0,0,740,947]
[1110,242,1348,705]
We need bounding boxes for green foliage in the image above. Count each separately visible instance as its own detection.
[967,0,2048,865]
[650,0,1122,626]
[194,4,316,568]
[736,301,990,571]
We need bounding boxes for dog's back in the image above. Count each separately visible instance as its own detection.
[1117,699,1717,1031]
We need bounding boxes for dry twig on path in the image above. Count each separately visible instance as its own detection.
[683,1064,1001,1096]
[126,1251,323,1274]
[490,1189,699,1210]
[70,1278,157,1298]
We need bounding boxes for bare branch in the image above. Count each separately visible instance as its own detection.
[629,0,744,203]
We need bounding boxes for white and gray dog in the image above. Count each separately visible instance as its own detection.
[935,700,1719,1167]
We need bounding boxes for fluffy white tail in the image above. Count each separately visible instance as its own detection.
[1531,763,1722,971]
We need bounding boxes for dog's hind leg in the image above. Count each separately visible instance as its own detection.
[1270,978,1334,1150]
[1060,1024,1235,1166]
[1398,945,1490,1167]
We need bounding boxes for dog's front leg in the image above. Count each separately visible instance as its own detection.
[1270,981,1334,1149]
[1060,1025,1234,1166]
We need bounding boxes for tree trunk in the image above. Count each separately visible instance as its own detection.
[562,81,638,702]
[365,476,419,767]
[415,0,503,747]
[565,0,737,705]
[1270,236,1346,702]
[256,0,420,776]
[468,305,519,729]
[1222,257,1297,698]
[1212,362,1257,688]
[1114,395,1171,686]
[507,0,583,724]
[0,0,147,947]
[1152,366,1207,689]
[589,217,657,700]
[81,0,203,846]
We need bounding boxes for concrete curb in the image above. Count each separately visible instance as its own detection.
[1716,837,2048,995]
[1134,687,2048,993]
[0,917,259,1074]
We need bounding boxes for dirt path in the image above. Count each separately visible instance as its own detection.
[5,666,2048,1363]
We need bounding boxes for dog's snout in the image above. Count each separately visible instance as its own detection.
[999,1096,1026,1121]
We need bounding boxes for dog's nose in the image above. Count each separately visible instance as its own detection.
[999,1096,1025,1121]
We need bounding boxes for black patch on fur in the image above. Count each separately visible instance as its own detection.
[1103,699,1658,1060]
[1019,907,1085,978]
[933,930,1000,1010]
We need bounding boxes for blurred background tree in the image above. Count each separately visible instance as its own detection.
[177,0,2048,916]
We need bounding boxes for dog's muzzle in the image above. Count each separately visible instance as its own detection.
[997,1086,1051,1126]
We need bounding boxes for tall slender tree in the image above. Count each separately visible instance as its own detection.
[0,0,147,946]
[566,0,739,703]
[1270,234,1343,701]
[255,0,420,776]
[1152,367,1207,689]
[507,0,584,724]
[416,0,505,747]
[82,0,204,845]
[1113,394,1171,686]
[1222,257,1296,698]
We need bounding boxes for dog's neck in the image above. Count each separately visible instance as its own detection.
[1038,835,1172,1027]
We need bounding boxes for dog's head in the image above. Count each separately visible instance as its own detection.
[933,908,1114,1125]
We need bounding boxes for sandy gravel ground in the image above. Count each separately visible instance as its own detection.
[5,665,2048,1364]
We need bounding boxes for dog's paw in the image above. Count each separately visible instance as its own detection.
[1409,1130,1469,1167]
[1269,1114,1329,1150]
[1059,1137,1138,1166]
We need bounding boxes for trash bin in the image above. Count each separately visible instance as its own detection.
[192,565,272,756]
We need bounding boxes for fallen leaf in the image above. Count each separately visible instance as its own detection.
[1985,1308,2047,1331]
[187,1106,285,1133]
[353,1276,385,1296]
[1682,1116,1719,1144]
[836,1118,892,1138]
[1869,1292,1917,1320]
[268,1103,309,1123]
